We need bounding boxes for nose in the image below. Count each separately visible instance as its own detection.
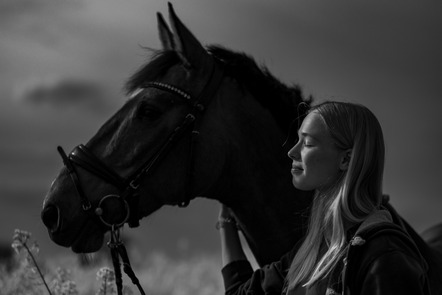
[287,141,301,161]
[41,204,61,233]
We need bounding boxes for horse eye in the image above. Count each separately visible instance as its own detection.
[137,103,163,120]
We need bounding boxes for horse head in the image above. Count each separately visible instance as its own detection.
[41,4,312,265]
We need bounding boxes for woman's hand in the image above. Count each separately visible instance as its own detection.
[217,205,237,230]
[219,204,234,220]
[218,204,247,266]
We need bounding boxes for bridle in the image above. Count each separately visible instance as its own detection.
[57,58,223,226]
[56,58,224,294]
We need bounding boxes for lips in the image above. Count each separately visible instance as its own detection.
[47,215,105,253]
[291,163,303,173]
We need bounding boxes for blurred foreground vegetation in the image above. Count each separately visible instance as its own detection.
[0,229,224,295]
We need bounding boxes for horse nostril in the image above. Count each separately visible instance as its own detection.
[41,205,61,233]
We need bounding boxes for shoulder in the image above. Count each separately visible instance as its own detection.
[353,220,424,259]
[348,210,425,263]
[345,222,430,294]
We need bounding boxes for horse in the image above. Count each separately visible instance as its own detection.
[41,3,312,267]
[41,3,442,293]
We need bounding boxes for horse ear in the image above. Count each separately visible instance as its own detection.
[157,12,174,51]
[167,2,209,68]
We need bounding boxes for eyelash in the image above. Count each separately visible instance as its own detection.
[295,138,312,147]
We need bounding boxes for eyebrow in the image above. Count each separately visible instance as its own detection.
[298,131,318,141]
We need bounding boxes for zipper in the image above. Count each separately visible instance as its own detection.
[342,255,348,295]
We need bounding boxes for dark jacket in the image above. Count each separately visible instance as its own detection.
[221,210,431,295]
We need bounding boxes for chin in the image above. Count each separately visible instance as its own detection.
[292,180,315,192]
[71,231,105,253]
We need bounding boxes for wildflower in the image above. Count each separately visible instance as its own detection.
[51,267,79,295]
[11,229,32,254]
[97,267,115,281]
[10,229,53,295]
[96,267,135,295]
[96,267,116,295]
[54,267,71,283]
[60,280,78,295]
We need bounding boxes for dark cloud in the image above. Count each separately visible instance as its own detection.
[0,0,80,20]
[16,77,114,113]
[0,0,40,16]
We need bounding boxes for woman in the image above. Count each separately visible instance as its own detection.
[218,101,430,295]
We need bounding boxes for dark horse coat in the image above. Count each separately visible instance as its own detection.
[222,210,430,295]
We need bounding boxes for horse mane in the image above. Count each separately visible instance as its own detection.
[125,46,312,134]
[208,46,312,133]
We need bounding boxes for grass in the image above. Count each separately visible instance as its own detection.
[0,229,224,295]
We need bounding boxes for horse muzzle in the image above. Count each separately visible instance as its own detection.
[41,204,62,234]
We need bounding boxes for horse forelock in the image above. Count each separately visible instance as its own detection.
[124,50,181,96]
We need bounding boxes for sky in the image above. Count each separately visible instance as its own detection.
[1,0,441,260]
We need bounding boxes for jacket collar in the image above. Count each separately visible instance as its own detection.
[353,209,393,237]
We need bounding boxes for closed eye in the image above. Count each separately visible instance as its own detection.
[295,136,314,148]
[303,140,314,147]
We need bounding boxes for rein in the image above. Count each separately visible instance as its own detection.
[56,59,224,294]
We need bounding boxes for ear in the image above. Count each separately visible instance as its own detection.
[167,2,210,68]
[157,12,175,51]
[339,149,352,171]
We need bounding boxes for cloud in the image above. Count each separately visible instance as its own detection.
[0,0,80,20]
[14,77,114,113]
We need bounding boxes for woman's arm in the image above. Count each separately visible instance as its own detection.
[218,204,298,295]
[218,204,248,267]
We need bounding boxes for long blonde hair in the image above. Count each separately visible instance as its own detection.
[286,101,385,290]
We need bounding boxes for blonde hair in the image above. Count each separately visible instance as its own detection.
[286,101,385,290]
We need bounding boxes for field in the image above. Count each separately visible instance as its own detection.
[0,188,258,294]
[0,229,225,295]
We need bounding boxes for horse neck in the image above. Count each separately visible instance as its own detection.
[208,94,311,266]
[229,146,310,266]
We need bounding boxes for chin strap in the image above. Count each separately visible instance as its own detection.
[108,226,146,295]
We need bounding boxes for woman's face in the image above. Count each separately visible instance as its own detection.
[288,111,346,191]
